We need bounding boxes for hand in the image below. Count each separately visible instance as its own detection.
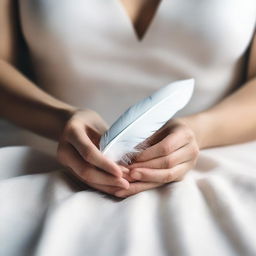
[57,109,130,195]
[114,118,200,198]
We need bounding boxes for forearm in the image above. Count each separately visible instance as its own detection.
[0,59,77,140]
[180,77,256,149]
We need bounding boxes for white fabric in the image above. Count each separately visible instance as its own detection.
[1,142,256,256]
[2,0,256,148]
[1,1,256,255]
[18,0,256,123]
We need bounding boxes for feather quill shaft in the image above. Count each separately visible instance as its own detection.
[100,79,195,164]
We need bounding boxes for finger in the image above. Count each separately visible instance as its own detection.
[77,164,130,188]
[67,127,126,177]
[122,171,136,182]
[130,143,195,169]
[134,132,189,162]
[115,182,161,198]
[86,182,123,196]
[135,122,169,151]
[129,161,192,183]
[60,142,129,188]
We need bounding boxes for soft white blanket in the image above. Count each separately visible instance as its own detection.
[1,142,256,256]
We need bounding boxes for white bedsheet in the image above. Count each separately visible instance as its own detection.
[1,142,256,256]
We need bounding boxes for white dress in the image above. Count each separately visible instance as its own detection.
[1,1,256,255]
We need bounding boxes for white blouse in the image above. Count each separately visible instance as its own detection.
[0,0,256,150]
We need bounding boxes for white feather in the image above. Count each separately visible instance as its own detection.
[100,79,195,164]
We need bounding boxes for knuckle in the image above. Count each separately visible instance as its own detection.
[161,143,171,155]
[185,130,194,141]
[65,120,74,131]
[191,144,200,157]
[113,178,122,186]
[63,120,81,141]
[164,156,174,168]
[164,171,173,183]
[82,147,93,161]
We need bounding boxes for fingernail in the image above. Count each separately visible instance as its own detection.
[119,179,129,189]
[131,171,141,180]
[120,166,129,173]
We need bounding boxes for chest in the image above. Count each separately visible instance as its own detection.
[119,0,163,40]
[19,0,256,66]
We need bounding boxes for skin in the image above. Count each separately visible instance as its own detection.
[120,0,162,40]
[1,0,256,198]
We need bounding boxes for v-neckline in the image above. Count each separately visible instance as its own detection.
[115,0,165,42]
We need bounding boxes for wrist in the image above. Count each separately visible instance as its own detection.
[177,112,210,149]
[49,105,78,141]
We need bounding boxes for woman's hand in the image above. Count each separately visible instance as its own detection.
[114,118,200,198]
[57,109,130,195]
